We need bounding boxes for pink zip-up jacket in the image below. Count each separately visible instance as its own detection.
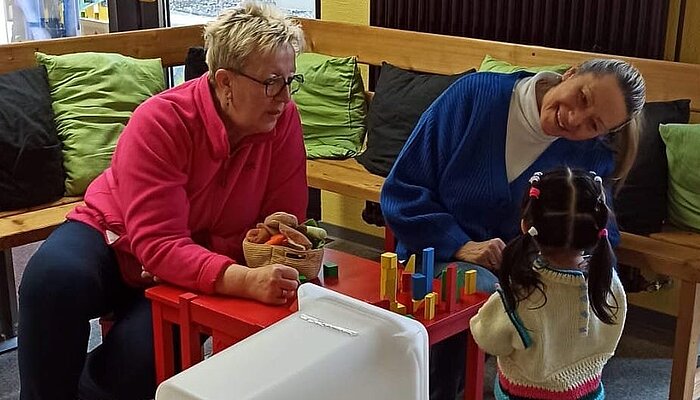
[68,74,308,294]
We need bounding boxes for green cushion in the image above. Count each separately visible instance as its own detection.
[659,124,700,232]
[293,53,366,159]
[36,52,164,195]
[478,54,571,74]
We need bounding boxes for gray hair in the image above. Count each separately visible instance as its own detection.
[577,58,646,121]
[203,1,305,81]
[577,59,646,186]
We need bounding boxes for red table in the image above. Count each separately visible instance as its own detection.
[146,248,488,400]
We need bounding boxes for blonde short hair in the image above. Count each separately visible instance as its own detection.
[203,1,305,81]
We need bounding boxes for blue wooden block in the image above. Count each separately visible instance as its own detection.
[422,247,435,295]
[412,273,428,300]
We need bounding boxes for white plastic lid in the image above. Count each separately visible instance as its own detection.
[156,283,429,400]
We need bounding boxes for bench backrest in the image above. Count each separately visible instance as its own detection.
[1,19,698,120]
[300,19,700,121]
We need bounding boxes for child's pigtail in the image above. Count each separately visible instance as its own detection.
[587,176,619,324]
[500,173,544,311]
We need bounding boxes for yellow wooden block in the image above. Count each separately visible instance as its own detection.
[380,267,388,300]
[465,270,477,295]
[380,253,398,300]
[390,301,407,315]
[424,292,437,320]
[387,270,397,301]
[412,298,424,315]
[405,254,416,274]
[381,252,398,269]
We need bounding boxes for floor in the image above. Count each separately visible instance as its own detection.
[0,236,685,399]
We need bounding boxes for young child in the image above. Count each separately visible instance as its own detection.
[470,167,627,400]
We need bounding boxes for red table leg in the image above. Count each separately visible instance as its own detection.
[465,330,484,400]
[179,293,202,370]
[152,302,175,384]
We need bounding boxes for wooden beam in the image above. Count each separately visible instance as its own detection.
[0,197,82,219]
[0,202,82,250]
[651,231,700,251]
[299,19,700,113]
[617,233,700,282]
[669,282,700,400]
[0,25,205,75]
[306,159,383,203]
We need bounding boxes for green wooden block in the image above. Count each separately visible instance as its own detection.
[323,261,338,278]
[440,269,466,301]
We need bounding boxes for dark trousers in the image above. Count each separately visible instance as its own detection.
[18,221,156,400]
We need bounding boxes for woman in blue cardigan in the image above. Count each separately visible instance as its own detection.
[380,58,645,400]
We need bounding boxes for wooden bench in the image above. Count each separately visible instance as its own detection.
[1,19,700,398]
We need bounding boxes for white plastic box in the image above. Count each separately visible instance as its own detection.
[156,283,429,400]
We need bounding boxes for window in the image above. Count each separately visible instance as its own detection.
[166,0,317,85]
[3,0,108,43]
[168,0,317,27]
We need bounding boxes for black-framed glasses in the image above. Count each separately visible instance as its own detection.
[233,70,304,97]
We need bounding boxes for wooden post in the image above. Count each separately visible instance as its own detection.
[669,281,700,400]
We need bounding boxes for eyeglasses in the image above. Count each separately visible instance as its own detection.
[233,70,304,97]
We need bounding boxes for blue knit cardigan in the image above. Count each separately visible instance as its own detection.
[380,72,619,262]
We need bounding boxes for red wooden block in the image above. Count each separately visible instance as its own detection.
[445,265,457,313]
[432,278,442,306]
[373,299,391,310]
[401,271,412,293]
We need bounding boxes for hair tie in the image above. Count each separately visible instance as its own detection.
[528,226,539,237]
[594,176,603,184]
[529,187,540,199]
[598,228,608,238]
[528,172,542,184]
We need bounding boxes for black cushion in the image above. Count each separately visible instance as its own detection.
[185,47,208,81]
[615,99,691,234]
[356,62,475,177]
[0,66,64,210]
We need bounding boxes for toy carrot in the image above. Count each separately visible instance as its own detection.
[264,233,287,246]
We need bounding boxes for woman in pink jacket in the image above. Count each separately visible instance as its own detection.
[18,3,307,399]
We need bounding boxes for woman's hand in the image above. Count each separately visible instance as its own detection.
[215,263,299,305]
[454,239,506,271]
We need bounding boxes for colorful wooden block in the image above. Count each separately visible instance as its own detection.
[401,272,412,293]
[465,270,477,295]
[381,252,398,269]
[422,247,435,295]
[387,269,397,301]
[443,268,466,298]
[374,299,391,310]
[390,301,407,315]
[432,278,442,306]
[380,252,398,300]
[424,292,437,320]
[411,298,424,315]
[411,273,427,300]
[323,261,338,278]
[445,265,457,313]
[405,254,416,274]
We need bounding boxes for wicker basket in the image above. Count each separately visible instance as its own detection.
[242,239,324,279]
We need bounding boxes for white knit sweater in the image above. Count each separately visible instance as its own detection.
[470,258,627,398]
